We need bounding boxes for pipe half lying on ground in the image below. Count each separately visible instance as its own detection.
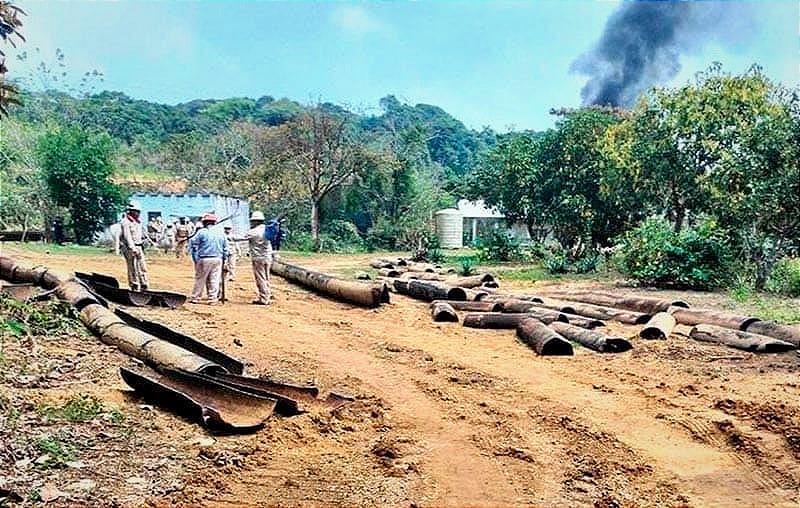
[516,318,573,356]
[120,366,276,433]
[669,307,759,331]
[639,312,676,340]
[271,259,389,308]
[430,301,459,322]
[689,324,796,353]
[549,322,632,353]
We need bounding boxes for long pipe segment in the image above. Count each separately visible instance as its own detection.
[445,273,498,289]
[392,279,467,302]
[743,321,800,347]
[538,298,651,325]
[271,259,389,308]
[1,256,226,374]
[668,307,760,331]
[516,318,574,356]
[545,290,688,314]
[639,312,676,340]
[433,300,504,313]
[462,311,567,329]
[549,322,632,353]
[689,324,796,353]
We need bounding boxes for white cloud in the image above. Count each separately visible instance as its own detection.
[332,5,387,36]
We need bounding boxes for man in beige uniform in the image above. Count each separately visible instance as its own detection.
[174,217,191,259]
[119,200,149,291]
[245,211,273,305]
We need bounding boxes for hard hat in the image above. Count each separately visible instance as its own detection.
[201,212,218,223]
[250,211,266,221]
[127,200,142,211]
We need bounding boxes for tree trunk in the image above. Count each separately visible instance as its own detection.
[311,199,321,251]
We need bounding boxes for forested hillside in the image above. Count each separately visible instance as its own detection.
[1,88,495,251]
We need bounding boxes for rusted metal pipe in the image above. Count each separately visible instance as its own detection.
[271,259,389,308]
[120,366,277,433]
[744,321,800,348]
[516,318,573,356]
[370,259,395,269]
[115,309,244,374]
[462,311,567,329]
[639,312,676,340]
[210,372,352,413]
[400,271,445,281]
[549,322,632,353]
[689,324,796,353]
[669,307,759,331]
[378,268,402,278]
[462,288,489,301]
[434,300,503,313]
[539,298,650,325]
[430,301,459,322]
[445,273,497,288]
[392,279,467,302]
[545,290,688,314]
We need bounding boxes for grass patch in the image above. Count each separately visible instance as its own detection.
[4,241,109,257]
[37,394,105,423]
[35,433,76,468]
[494,266,549,281]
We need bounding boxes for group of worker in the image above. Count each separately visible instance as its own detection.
[119,200,275,306]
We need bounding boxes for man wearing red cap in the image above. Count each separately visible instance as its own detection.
[189,212,229,304]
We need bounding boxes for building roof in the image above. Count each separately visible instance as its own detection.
[131,192,246,200]
[457,199,504,219]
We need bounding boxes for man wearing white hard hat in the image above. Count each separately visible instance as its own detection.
[119,200,149,291]
[245,211,273,305]
[189,212,229,304]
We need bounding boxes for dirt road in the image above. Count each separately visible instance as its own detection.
[6,246,800,506]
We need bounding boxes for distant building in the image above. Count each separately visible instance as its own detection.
[434,199,530,248]
[130,192,251,233]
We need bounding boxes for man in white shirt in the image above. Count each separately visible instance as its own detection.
[244,211,273,305]
[119,200,149,291]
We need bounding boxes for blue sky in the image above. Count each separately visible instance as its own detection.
[10,1,800,132]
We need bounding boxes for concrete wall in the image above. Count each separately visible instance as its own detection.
[131,193,251,234]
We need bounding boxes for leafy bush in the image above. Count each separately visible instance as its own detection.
[573,251,601,274]
[477,230,526,262]
[765,257,800,297]
[412,230,444,263]
[542,249,569,274]
[458,256,478,276]
[324,220,363,247]
[616,218,733,290]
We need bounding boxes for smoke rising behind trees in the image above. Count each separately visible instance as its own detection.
[573,0,756,107]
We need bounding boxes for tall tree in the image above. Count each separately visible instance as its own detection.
[284,107,375,250]
[38,126,125,243]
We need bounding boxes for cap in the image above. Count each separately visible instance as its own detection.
[250,211,265,221]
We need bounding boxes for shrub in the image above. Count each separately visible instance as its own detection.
[543,250,569,274]
[477,230,525,262]
[458,256,478,276]
[573,251,601,274]
[765,257,800,297]
[616,218,733,290]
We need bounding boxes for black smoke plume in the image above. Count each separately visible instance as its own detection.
[572,1,754,107]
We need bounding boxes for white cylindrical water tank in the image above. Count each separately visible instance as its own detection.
[434,208,464,249]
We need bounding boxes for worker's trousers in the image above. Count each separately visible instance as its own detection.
[121,246,149,291]
[191,257,223,303]
[251,257,272,304]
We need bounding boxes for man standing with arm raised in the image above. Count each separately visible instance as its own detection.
[245,211,273,305]
[189,213,229,305]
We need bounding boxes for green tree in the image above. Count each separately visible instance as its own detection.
[0,1,24,116]
[604,64,800,286]
[38,126,125,243]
